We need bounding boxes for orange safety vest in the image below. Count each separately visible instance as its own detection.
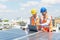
[30,16,41,30]
[30,16,39,26]
[40,15,52,32]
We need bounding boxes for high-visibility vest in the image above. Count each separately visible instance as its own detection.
[30,16,39,26]
[40,15,52,32]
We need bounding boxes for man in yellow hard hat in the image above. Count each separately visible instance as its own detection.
[28,9,40,31]
[30,9,39,26]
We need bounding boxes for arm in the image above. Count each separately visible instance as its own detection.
[30,17,32,25]
[40,16,51,27]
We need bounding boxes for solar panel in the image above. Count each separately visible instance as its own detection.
[14,31,60,40]
[14,31,49,40]
[0,29,26,40]
[52,32,60,40]
[0,29,60,40]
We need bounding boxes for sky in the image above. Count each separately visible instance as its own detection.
[0,0,60,20]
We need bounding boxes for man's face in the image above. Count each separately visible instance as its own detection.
[42,12,47,16]
[33,14,37,18]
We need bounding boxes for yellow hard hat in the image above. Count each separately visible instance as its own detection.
[31,9,37,15]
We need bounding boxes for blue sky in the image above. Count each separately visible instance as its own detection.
[0,0,60,20]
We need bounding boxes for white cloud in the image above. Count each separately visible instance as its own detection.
[11,0,18,1]
[8,0,18,2]
[20,0,60,8]
[40,0,56,4]
[0,4,7,9]
[20,1,39,7]
[0,0,18,2]
[0,0,8,2]
[20,7,25,10]
[38,0,60,8]
[0,9,18,12]
[20,1,40,10]
[55,10,60,13]
[20,0,53,9]
[0,3,18,13]
[40,0,60,5]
